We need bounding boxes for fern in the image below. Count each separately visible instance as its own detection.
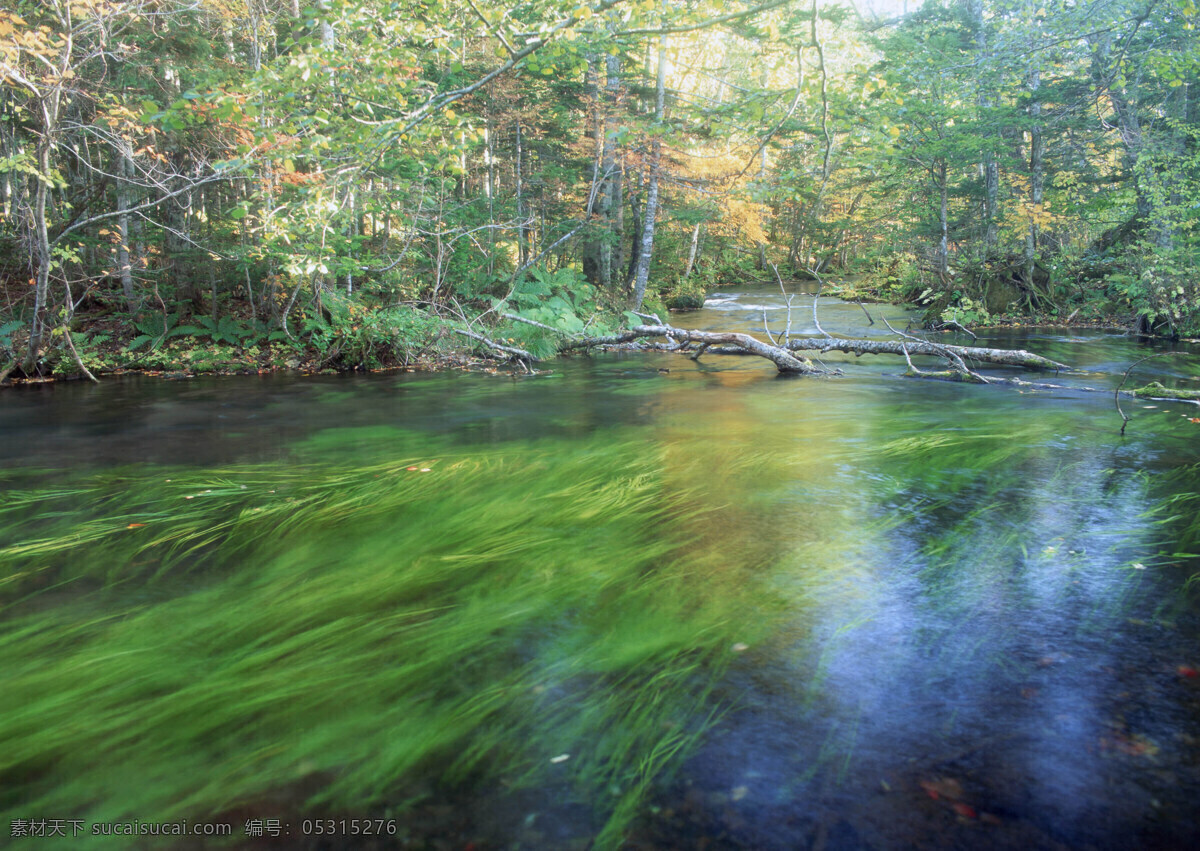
[0,319,23,354]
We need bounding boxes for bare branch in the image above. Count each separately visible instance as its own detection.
[615,0,797,36]
[454,327,536,363]
[1115,352,1175,435]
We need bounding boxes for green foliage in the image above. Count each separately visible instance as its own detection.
[174,315,254,347]
[1107,243,1200,335]
[490,266,618,358]
[4,0,1199,372]
[126,313,196,352]
[865,254,925,302]
[0,319,23,359]
[304,292,443,368]
[665,276,707,310]
[39,329,113,376]
[941,296,991,327]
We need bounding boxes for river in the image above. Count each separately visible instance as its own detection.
[2,286,1199,849]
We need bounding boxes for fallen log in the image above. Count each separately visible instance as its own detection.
[782,336,1068,371]
[561,324,827,374]
[565,323,1069,376]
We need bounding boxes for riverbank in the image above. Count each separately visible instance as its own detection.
[0,284,1182,388]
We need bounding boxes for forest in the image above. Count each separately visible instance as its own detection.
[0,0,1197,381]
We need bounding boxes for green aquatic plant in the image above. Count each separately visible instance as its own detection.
[0,433,776,848]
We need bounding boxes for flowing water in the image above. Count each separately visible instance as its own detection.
[3,286,1200,849]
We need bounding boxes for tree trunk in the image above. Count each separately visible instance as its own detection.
[562,325,1068,374]
[484,119,495,278]
[614,152,626,287]
[1024,55,1043,293]
[625,167,642,291]
[318,0,336,50]
[599,51,621,289]
[936,159,949,282]
[967,0,999,251]
[26,139,52,371]
[582,55,603,284]
[566,324,824,374]
[515,121,529,266]
[684,221,701,279]
[632,21,667,309]
[116,139,137,312]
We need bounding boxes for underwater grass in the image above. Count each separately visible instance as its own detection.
[3,405,1194,848]
[0,432,775,848]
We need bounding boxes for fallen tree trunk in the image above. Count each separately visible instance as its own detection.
[564,323,1067,376]
[782,336,1068,371]
[562,324,826,374]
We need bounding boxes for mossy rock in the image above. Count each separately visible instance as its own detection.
[1130,381,1200,400]
[983,279,1022,315]
[667,291,706,310]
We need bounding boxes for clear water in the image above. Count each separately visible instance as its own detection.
[2,287,1200,849]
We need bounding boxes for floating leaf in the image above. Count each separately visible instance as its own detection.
[920,777,964,801]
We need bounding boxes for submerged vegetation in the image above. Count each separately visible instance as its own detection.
[1,0,1198,381]
[0,432,780,846]
[3,380,1199,846]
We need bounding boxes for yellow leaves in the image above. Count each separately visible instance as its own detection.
[716,198,768,245]
[0,12,28,39]
[678,149,743,182]
[888,126,901,138]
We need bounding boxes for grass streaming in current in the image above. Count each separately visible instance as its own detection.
[0,431,780,847]
[2,406,1198,848]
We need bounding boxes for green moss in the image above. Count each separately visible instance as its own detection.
[1130,381,1200,401]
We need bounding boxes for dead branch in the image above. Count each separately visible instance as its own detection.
[1116,352,1176,435]
[881,315,989,383]
[782,336,1068,371]
[454,327,536,365]
[562,324,827,374]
